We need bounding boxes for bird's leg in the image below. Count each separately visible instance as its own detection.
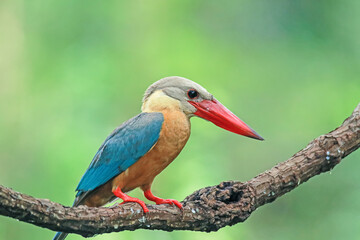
[112,187,149,213]
[143,189,182,209]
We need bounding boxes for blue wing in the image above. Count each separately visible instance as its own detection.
[75,112,164,197]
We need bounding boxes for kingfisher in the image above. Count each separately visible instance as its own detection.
[53,76,263,240]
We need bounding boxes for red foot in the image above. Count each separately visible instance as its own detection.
[144,189,183,209]
[112,187,149,213]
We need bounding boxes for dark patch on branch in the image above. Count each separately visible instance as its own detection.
[0,103,359,237]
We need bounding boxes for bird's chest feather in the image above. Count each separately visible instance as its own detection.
[154,110,190,163]
[113,110,190,191]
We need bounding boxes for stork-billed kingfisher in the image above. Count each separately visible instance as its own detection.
[53,76,263,240]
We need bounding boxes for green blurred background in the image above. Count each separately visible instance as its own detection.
[1,0,360,239]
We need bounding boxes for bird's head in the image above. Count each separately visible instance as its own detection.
[142,76,263,140]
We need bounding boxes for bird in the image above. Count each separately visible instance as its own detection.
[53,76,263,240]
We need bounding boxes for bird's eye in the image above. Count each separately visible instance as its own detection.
[187,89,199,99]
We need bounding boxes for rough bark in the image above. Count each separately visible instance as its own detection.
[0,103,359,238]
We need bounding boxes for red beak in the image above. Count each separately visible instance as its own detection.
[189,99,264,140]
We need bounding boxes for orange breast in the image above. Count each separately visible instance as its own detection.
[82,109,191,207]
[111,109,191,192]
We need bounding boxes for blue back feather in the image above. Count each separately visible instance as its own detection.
[75,112,164,196]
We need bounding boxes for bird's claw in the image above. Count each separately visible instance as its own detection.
[119,200,149,213]
[154,198,183,209]
[143,189,182,210]
[113,187,149,213]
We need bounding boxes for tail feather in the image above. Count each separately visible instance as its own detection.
[52,190,100,240]
[53,232,68,240]
[52,191,87,240]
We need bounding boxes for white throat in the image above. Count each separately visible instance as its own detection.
[141,90,181,112]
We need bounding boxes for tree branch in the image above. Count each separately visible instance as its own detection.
[1,103,359,237]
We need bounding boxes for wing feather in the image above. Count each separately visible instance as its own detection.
[75,112,164,198]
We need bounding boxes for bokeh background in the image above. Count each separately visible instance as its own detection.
[1,0,360,239]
